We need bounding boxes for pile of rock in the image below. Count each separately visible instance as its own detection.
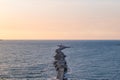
[53,45,70,80]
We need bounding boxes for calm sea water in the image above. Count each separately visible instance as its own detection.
[0,40,120,80]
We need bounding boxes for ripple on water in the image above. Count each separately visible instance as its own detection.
[0,63,56,80]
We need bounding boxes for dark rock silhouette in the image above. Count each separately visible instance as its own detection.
[53,44,70,80]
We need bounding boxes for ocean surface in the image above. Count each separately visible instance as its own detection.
[0,40,120,80]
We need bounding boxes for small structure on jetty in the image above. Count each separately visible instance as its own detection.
[53,44,70,80]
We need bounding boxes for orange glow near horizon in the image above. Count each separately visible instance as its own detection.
[0,0,120,40]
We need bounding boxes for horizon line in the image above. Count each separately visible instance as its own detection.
[1,39,120,41]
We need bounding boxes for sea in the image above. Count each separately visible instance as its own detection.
[0,40,120,80]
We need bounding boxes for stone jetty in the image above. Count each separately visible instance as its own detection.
[53,44,70,80]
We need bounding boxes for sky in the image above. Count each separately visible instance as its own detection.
[0,0,120,40]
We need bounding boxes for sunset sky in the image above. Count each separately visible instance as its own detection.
[0,0,120,40]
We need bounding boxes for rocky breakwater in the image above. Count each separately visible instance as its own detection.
[53,44,70,80]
